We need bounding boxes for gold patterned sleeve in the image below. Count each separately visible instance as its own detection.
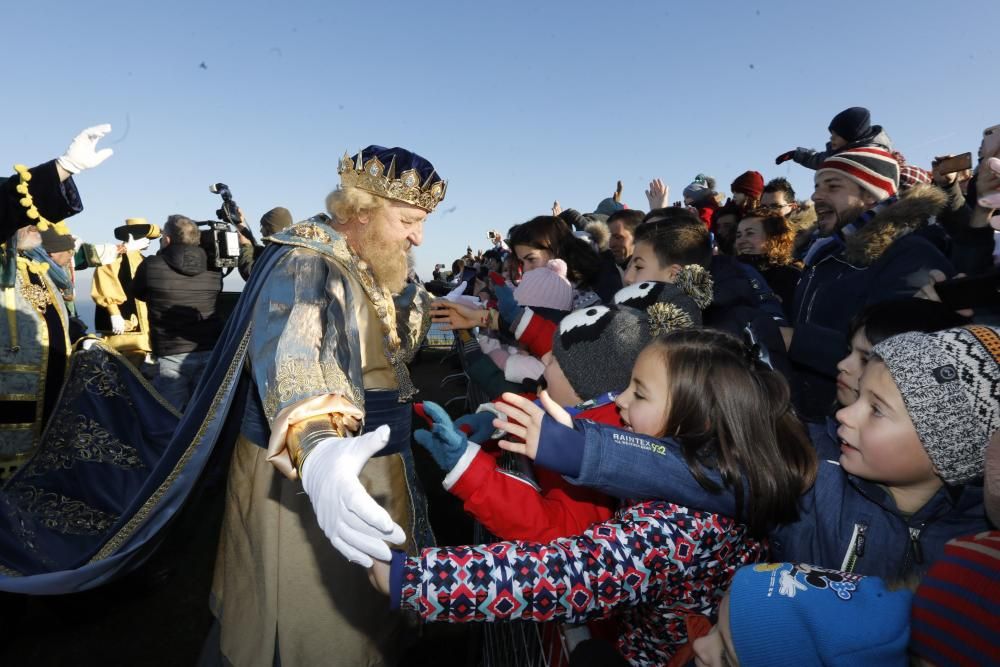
[394,282,432,364]
[249,248,368,479]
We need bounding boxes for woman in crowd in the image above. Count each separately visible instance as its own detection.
[733,209,802,316]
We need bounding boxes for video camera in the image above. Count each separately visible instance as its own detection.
[199,182,257,272]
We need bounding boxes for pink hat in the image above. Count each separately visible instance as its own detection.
[513,259,573,311]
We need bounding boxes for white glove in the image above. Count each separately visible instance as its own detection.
[73,235,83,252]
[81,338,99,351]
[504,354,546,383]
[300,424,406,566]
[124,234,150,253]
[445,281,483,309]
[778,570,807,598]
[57,124,114,174]
[477,334,502,355]
[110,314,126,335]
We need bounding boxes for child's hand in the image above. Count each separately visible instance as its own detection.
[495,390,572,460]
[368,558,391,595]
[431,300,484,331]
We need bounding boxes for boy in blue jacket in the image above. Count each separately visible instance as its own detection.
[522,325,996,580]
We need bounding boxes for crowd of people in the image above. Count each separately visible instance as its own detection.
[0,109,997,667]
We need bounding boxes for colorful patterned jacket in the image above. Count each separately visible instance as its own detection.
[391,500,763,666]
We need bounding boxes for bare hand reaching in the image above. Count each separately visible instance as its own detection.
[494,390,573,460]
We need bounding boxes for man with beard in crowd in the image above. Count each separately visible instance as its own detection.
[207,145,441,666]
[606,208,643,275]
[781,148,955,419]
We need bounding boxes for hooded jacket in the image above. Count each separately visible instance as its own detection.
[789,184,955,418]
[131,243,223,356]
[533,416,987,581]
[792,126,894,170]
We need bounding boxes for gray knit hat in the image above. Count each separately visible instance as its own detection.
[551,305,649,400]
[872,325,1000,485]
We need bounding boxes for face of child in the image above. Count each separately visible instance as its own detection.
[692,591,739,666]
[614,345,670,437]
[622,241,676,286]
[541,352,582,406]
[835,360,939,490]
[835,327,873,406]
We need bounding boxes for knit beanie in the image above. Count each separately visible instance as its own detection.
[551,305,650,400]
[828,106,872,142]
[594,197,624,217]
[872,325,1000,485]
[514,259,574,311]
[730,171,765,200]
[816,148,899,202]
[910,531,1000,666]
[40,227,75,253]
[683,174,714,203]
[260,207,293,237]
[728,562,912,667]
[612,268,711,334]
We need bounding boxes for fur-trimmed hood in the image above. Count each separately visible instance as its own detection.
[844,183,947,266]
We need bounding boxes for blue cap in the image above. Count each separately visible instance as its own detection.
[728,563,912,666]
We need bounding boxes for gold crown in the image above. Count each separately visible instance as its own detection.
[338,152,447,213]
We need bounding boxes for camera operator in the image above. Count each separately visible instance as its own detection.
[131,215,223,411]
[236,206,293,280]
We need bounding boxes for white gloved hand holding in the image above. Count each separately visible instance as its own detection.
[110,314,126,335]
[124,234,150,253]
[444,281,483,309]
[57,124,114,174]
[300,424,406,566]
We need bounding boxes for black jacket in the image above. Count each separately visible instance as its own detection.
[132,244,223,356]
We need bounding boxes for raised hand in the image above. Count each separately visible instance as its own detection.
[495,390,573,460]
[645,178,669,210]
[57,124,114,174]
[775,150,795,165]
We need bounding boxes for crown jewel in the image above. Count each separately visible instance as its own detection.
[338,148,447,213]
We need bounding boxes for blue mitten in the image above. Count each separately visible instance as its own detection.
[493,282,522,325]
[413,401,468,471]
[454,411,497,443]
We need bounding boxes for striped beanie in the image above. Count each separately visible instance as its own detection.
[817,147,899,202]
[910,531,1000,665]
[873,325,1000,485]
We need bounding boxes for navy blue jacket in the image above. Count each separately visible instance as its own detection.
[534,416,987,580]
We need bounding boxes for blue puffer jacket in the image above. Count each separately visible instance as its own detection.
[789,185,955,419]
[534,415,988,580]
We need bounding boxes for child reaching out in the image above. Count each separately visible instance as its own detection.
[371,329,816,666]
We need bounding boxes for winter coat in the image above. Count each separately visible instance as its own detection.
[392,500,762,666]
[131,243,224,356]
[444,399,620,543]
[792,126,894,170]
[533,416,987,580]
[736,255,802,320]
[789,185,955,419]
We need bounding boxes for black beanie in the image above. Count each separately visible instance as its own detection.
[828,107,871,143]
[40,227,75,253]
[260,207,294,236]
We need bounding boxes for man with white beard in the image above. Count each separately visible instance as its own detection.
[208,145,443,666]
[0,125,113,478]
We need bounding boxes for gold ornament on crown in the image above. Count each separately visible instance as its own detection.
[337,151,447,213]
[12,165,71,235]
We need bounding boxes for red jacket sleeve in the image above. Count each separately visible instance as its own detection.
[514,308,558,358]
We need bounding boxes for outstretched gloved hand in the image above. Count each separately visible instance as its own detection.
[110,314,126,335]
[300,424,405,567]
[444,281,484,309]
[490,272,522,324]
[454,410,498,444]
[57,124,114,174]
[774,150,795,165]
[124,234,150,253]
[413,401,470,472]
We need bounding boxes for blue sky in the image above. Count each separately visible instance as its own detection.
[4,0,998,311]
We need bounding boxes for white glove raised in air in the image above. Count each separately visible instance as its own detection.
[444,281,483,309]
[124,234,150,253]
[300,424,406,567]
[110,314,126,335]
[57,124,114,174]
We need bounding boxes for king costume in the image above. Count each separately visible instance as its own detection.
[0,145,443,667]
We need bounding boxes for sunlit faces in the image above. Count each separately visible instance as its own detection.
[622,241,676,286]
[608,219,635,264]
[513,245,554,273]
[614,345,670,438]
[835,328,873,406]
[540,351,582,407]
[692,590,739,666]
[811,173,871,236]
[357,201,427,293]
[835,360,937,487]
[734,217,766,256]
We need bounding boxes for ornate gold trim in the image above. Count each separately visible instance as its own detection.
[90,324,252,560]
[338,152,446,213]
